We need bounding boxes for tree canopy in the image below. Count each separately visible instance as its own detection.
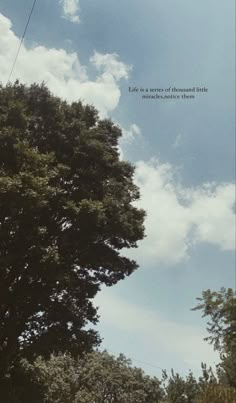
[0,287,235,402]
[0,82,145,379]
[1,351,164,403]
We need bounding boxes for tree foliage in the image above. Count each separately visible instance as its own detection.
[162,369,199,403]
[0,82,145,378]
[192,288,236,387]
[1,351,164,403]
[161,363,236,403]
[1,285,236,402]
[195,384,236,403]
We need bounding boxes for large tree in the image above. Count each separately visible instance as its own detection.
[0,82,145,379]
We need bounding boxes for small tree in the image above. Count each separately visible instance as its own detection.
[193,288,236,387]
[0,82,145,379]
[162,369,199,403]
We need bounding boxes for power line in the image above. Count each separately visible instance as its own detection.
[127,356,165,372]
[7,0,38,84]
[101,348,165,373]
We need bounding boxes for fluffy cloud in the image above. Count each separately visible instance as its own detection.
[0,13,130,117]
[90,52,132,81]
[96,291,218,374]
[117,123,142,159]
[60,0,80,24]
[1,13,234,266]
[129,159,235,265]
[120,123,142,145]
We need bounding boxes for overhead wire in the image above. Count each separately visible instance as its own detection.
[7,0,37,84]
[126,356,165,372]
[100,348,166,373]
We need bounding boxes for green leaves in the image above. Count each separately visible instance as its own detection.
[196,384,236,403]
[0,82,145,378]
[193,288,236,388]
[192,288,236,351]
[2,352,164,403]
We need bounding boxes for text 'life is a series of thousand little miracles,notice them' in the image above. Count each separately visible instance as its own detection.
[129,86,208,100]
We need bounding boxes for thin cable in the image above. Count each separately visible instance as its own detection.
[127,356,165,372]
[102,348,165,373]
[7,0,37,84]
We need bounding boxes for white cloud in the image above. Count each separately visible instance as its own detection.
[186,184,235,250]
[116,123,142,160]
[96,291,219,373]
[60,0,80,24]
[129,159,235,265]
[0,13,130,117]
[120,123,141,145]
[1,13,234,266]
[90,52,132,81]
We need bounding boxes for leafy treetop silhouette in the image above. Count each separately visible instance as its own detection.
[0,82,145,378]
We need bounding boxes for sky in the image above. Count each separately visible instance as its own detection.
[0,0,235,377]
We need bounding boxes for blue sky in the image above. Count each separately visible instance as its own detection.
[0,0,235,377]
